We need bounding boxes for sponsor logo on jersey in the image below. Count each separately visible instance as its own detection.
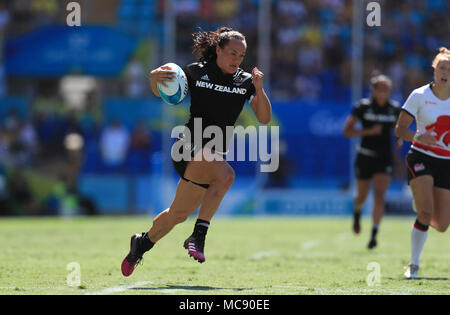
[362,113,397,122]
[200,74,210,81]
[425,100,437,105]
[414,163,425,172]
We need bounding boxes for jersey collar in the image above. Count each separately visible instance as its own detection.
[209,60,237,81]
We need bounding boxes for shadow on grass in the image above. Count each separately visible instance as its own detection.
[131,285,249,292]
[387,277,449,281]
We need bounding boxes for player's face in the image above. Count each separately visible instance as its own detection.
[434,59,450,88]
[372,82,391,105]
[216,39,247,74]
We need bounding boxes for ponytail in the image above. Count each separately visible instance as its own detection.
[192,27,245,63]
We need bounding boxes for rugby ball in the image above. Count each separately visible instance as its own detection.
[157,63,188,105]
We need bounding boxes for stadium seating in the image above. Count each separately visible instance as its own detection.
[117,0,160,38]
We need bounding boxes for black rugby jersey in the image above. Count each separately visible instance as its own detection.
[182,61,256,153]
[351,98,401,159]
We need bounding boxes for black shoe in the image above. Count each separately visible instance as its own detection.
[367,238,377,250]
[183,236,206,263]
[121,233,147,277]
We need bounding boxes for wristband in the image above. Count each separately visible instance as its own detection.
[413,133,420,142]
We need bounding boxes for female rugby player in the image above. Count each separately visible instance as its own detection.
[395,47,450,279]
[121,27,271,276]
[343,74,402,249]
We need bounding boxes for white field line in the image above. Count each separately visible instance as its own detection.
[250,250,280,260]
[301,240,321,250]
[85,281,153,295]
[336,232,351,241]
[250,239,322,260]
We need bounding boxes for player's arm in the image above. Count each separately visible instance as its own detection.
[342,115,382,138]
[393,107,404,149]
[395,110,436,146]
[150,66,176,97]
[395,110,416,142]
[250,67,271,125]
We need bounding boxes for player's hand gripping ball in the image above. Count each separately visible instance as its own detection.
[157,63,188,105]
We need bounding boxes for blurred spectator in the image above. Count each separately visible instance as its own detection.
[0,165,10,216]
[19,121,39,155]
[99,120,130,170]
[31,0,58,16]
[0,3,9,98]
[124,58,147,98]
[3,107,20,134]
[7,166,35,215]
[0,130,8,164]
[175,0,201,17]
[130,122,152,153]
[0,3,10,29]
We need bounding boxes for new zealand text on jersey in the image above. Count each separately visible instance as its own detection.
[195,80,247,95]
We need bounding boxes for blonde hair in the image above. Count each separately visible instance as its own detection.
[432,47,450,68]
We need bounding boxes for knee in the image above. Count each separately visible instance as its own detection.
[354,195,367,206]
[373,193,386,206]
[216,168,235,191]
[435,223,449,233]
[373,188,385,200]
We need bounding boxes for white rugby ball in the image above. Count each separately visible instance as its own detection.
[157,63,188,105]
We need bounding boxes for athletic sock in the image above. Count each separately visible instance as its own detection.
[141,232,155,252]
[371,225,379,239]
[353,211,361,224]
[410,219,429,266]
[192,219,210,240]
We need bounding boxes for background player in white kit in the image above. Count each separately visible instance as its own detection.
[395,47,450,279]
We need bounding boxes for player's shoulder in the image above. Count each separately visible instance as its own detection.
[355,98,372,108]
[409,84,431,98]
[388,99,401,108]
[184,62,205,73]
[402,84,431,108]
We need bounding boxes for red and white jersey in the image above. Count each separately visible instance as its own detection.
[402,84,450,160]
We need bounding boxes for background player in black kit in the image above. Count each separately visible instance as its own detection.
[343,74,402,249]
[121,27,271,276]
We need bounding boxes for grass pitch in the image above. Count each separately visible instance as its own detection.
[0,216,449,295]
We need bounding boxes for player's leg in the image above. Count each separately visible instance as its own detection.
[147,179,206,242]
[405,175,434,279]
[368,173,391,249]
[353,179,371,234]
[181,148,235,263]
[353,154,373,234]
[121,179,206,276]
[430,187,450,232]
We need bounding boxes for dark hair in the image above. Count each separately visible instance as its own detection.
[192,27,246,63]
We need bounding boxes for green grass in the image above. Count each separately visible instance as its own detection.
[0,216,449,295]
